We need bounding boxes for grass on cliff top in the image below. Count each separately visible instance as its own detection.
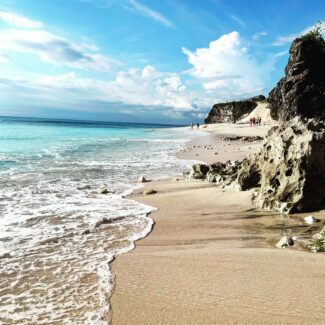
[300,22,325,46]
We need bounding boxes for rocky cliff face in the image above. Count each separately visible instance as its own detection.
[205,95,265,124]
[191,35,325,215]
[190,117,325,213]
[268,37,325,121]
[246,117,325,213]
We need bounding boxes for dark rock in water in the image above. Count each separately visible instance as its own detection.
[268,38,325,121]
[205,95,265,124]
[0,253,11,259]
[189,163,209,179]
[100,188,109,194]
[138,176,150,183]
[95,218,110,228]
[95,216,126,228]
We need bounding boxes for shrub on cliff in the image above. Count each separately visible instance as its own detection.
[300,22,325,46]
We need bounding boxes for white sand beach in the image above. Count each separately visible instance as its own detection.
[110,120,325,324]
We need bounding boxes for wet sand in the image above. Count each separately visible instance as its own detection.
[110,122,325,325]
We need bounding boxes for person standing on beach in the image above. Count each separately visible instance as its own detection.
[191,123,194,129]
[197,123,199,129]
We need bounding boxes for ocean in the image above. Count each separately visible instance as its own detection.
[0,116,201,324]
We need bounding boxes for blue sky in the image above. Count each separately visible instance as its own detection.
[0,0,324,124]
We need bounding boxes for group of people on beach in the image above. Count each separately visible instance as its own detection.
[190,123,208,129]
[250,116,262,126]
[190,123,200,129]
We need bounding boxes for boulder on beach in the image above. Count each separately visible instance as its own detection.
[188,163,209,180]
[206,161,241,185]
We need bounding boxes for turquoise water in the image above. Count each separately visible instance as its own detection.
[0,116,200,324]
[0,117,186,170]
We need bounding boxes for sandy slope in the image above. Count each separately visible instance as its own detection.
[238,101,273,124]
[110,120,325,325]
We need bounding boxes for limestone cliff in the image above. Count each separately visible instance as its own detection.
[191,33,325,214]
[268,36,325,121]
[205,95,266,124]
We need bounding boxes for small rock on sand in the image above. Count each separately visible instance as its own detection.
[143,189,157,195]
[303,215,320,225]
[276,236,295,248]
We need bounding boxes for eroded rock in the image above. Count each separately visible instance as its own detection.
[189,163,209,180]
[206,160,241,185]
[236,157,261,191]
[268,37,325,122]
[252,117,325,213]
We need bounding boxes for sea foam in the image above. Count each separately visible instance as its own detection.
[0,118,202,324]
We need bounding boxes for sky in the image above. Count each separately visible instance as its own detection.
[0,0,324,124]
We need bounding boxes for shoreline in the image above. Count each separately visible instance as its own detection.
[110,122,325,324]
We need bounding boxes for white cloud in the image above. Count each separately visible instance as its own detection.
[252,31,267,40]
[86,0,173,27]
[182,31,272,98]
[272,34,297,46]
[275,50,288,58]
[0,11,43,28]
[4,65,193,112]
[141,65,158,78]
[229,14,245,28]
[0,67,204,121]
[272,21,325,46]
[0,29,118,72]
[126,0,173,27]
